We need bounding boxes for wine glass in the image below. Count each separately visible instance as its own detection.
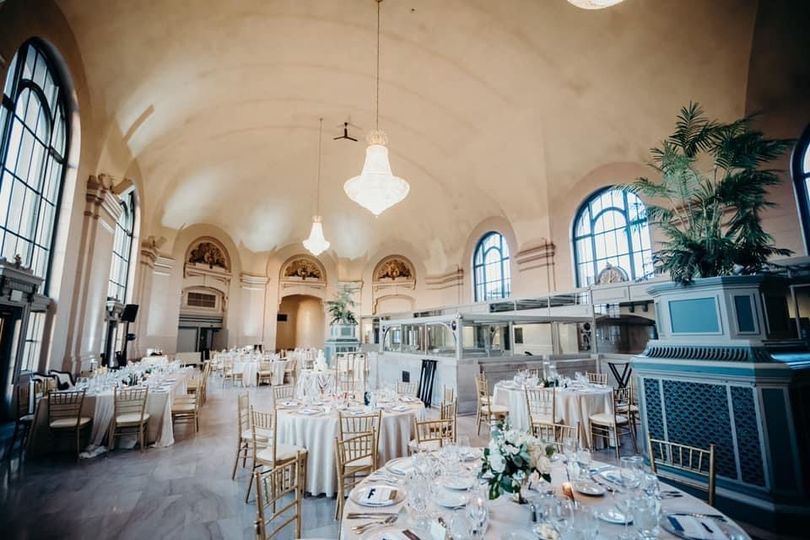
[466,495,488,539]
[575,447,592,479]
[562,437,577,464]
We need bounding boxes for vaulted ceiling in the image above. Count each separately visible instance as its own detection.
[54,0,757,270]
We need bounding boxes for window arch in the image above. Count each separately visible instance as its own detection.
[572,187,652,287]
[0,40,69,290]
[108,191,135,303]
[473,231,511,302]
[792,125,810,250]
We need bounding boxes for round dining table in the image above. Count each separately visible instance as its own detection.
[492,381,613,447]
[339,454,750,539]
[273,397,425,497]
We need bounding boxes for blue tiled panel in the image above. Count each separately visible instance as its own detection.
[730,386,765,486]
[662,380,737,480]
[644,378,664,439]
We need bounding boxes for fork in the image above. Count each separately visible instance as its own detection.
[352,515,397,534]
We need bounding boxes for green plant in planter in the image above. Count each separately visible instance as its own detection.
[626,103,794,285]
[326,285,357,325]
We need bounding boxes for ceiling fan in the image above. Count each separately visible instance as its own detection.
[333,121,359,142]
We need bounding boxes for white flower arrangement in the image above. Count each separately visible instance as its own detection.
[480,424,556,500]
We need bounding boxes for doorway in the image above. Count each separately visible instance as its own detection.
[276,295,325,351]
[0,306,22,420]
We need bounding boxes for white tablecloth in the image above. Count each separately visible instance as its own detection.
[29,368,192,456]
[339,457,750,539]
[492,382,613,447]
[273,400,425,496]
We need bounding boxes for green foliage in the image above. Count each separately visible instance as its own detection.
[625,103,793,285]
[326,285,357,325]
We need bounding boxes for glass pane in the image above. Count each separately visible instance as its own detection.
[3,51,19,97]
[804,145,810,174]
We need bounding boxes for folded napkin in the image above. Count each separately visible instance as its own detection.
[364,486,397,506]
[667,515,729,540]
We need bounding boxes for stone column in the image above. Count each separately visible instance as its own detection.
[128,236,160,358]
[62,174,123,373]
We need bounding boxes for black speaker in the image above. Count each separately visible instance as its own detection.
[121,304,139,323]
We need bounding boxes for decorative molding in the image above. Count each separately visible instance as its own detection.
[85,174,123,224]
[640,344,775,362]
[153,255,175,277]
[240,273,269,290]
[139,236,162,268]
[373,256,415,282]
[425,268,463,290]
[281,255,326,282]
[514,241,555,272]
[187,239,229,270]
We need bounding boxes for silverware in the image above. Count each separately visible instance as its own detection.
[352,515,397,534]
[346,512,397,519]
[402,530,422,540]
[670,512,728,523]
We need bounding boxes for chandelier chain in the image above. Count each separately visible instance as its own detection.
[315,117,323,215]
[375,0,381,131]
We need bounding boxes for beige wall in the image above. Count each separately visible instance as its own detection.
[276,295,325,351]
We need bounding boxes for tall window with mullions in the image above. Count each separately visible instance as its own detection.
[573,187,653,287]
[108,191,135,303]
[792,126,810,250]
[473,231,511,302]
[0,40,69,289]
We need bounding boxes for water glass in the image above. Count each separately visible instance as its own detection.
[575,448,591,479]
[633,495,661,538]
[466,495,488,538]
[562,437,577,462]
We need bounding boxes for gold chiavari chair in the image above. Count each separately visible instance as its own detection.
[616,378,640,435]
[171,388,200,433]
[396,381,418,397]
[589,387,636,458]
[527,368,541,378]
[222,358,236,387]
[439,399,458,444]
[257,361,273,386]
[533,422,578,451]
[247,409,307,503]
[232,393,273,479]
[7,381,39,456]
[47,389,91,459]
[525,387,561,436]
[411,418,454,453]
[474,373,508,435]
[108,387,150,452]
[272,384,295,403]
[254,452,306,540]
[283,357,298,386]
[334,431,377,520]
[442,385,455,404]
[586,372,608,386]
[338,410,382,468]
[648,435,716,506]
[189,361,212,404]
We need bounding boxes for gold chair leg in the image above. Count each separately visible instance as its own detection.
[232,442,244,479]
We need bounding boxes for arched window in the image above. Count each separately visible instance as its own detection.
[573,187,652,287]
[473,231,511,302]
[0,41,69,289]
[792,126,810,249]
[108,191,135,302]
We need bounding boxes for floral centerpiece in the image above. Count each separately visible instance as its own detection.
[480,425,556,502]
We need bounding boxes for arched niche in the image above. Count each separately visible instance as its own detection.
[371,255,416,315]
[279,254,327,300]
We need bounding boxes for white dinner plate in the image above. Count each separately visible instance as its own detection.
[532,523,561,540]
[350,485,405,507]
[388,405,410,413]
[386,457,414,476]
[359,527,414,540]
[298,408,321,415]
[596,467,624,486]
[434,488,468,509]
[596,508,632,525]
[572,480,606,496]
[278,400,299,408]
[442,475,475,491]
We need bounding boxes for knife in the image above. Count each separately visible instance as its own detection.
[402,530,422,540]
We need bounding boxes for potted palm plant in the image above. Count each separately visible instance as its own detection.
[324,284,360,361]
[627,103,796,344]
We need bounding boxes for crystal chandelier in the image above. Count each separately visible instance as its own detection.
[303,118,330,256]
[343,0,410,216]
[567,0,625,9]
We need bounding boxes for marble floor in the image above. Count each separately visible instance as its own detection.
[0,380,786,540]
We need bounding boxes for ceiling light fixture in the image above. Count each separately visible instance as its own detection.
[567,0,625,9]
[343,0,410,217]
[303,118,331,256]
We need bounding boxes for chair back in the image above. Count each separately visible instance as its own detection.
[339,411,381,440]
[259,360,271,371]
[254,453,304,540]
[442,385,455,404]
[586,372,608,386]
[413,418,454,449]
[238,393,251,433]
[396,381,418,397]
[272,384,295,402]
[15,382,32,419]
[335,431,376,470]
[525,387,556,427]
[533,422,577,450]
[48,389,86,425]
[114,387,149,421]
[439,400,457,442]
[648,435,716,506]
[612,387,631,422]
